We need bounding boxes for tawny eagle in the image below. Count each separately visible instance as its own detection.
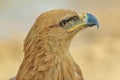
[14,9,99,80]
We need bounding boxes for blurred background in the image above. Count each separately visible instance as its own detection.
[0,0,120,80]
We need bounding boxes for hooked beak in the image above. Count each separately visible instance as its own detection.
[85,13,99,29]
[67,13,99,32]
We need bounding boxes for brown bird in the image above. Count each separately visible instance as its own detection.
[15,9,99,80]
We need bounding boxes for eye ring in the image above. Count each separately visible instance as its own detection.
[60,20,68,27]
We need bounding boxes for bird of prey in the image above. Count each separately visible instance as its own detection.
[15,9,99,80]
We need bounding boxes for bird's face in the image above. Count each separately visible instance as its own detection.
[24,9,100,54]
[59,13,99,34]
[32,9,99,43]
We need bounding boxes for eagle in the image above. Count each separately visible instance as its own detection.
[14,9,99,80]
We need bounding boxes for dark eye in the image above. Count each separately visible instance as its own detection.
[60,20,68,27]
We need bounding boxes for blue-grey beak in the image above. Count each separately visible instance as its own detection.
[85,13,99,29]
[66,13,99,32]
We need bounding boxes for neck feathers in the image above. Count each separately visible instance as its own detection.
[16,32,83,80]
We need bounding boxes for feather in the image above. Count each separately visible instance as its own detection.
[14,9,99,80]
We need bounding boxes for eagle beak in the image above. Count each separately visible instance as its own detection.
[67,13,99,32]
[85,13,99,29]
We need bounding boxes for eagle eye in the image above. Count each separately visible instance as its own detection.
[59,16,79,27]
[60,20,68,27]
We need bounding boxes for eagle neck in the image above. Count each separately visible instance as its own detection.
[16,34,83,80]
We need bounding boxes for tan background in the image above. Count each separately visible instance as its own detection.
[0,0,120,80]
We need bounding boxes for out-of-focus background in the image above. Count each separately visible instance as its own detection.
[0,0,120,80]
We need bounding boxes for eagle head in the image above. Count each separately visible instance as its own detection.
[27,9,99,43]
[17,9,99,80]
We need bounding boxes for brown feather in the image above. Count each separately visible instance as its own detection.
[16,9,83,80]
